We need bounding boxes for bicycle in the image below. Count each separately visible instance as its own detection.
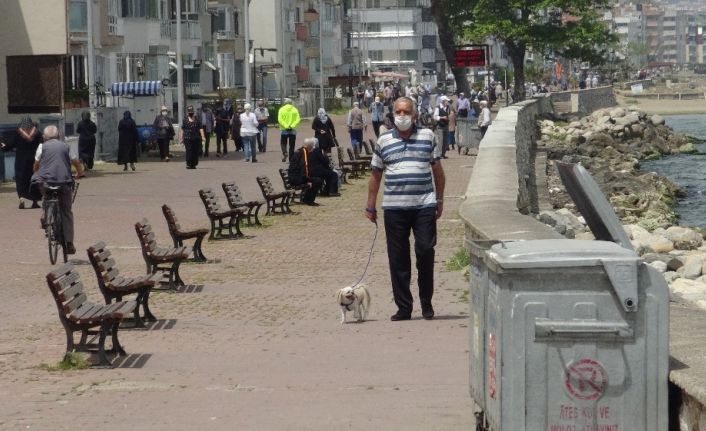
[42,182,79,265]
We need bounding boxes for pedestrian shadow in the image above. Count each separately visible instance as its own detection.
[111,353,152,369]
[423,315,468,321]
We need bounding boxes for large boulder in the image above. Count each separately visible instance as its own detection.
[650,114,665,126]
[664,226,703,250]
[610,107,626,118]
[678,254,706,279]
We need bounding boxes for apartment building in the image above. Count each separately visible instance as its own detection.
[343,0,444,77]
[66,0,247,112]
[0,0,68,124]
[249,1,344,99]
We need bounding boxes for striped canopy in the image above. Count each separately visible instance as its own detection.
[110,81,162,96]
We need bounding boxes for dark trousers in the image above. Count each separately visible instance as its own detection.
[203,132,211,156]
[383,207,437,315]
[281,134,296,159]
[302,177,323,203]
[372,120,382,138]
[480,125,489,138]
[157,138,170,160]
[185,139,200,168]
[216,133,228,154]
[311,169,339,195]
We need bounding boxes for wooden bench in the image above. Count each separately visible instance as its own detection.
[279,168,307,202]
[198,188,244,240]
[135,219,190,288]
[348,147,372,163]
[363,139,375,156]
[256,175,293,215]
[337,146,367,178]
[87,241,160,328]
[46,264,135,367]
[162,204,209,261]
[221,181,264,226]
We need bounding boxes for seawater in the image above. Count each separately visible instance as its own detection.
[640,114,706,227]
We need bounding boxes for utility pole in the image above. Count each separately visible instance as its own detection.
[87,0,97,109]
[176,0,184,129]
[319,0,324,109]
[244,0,251,104]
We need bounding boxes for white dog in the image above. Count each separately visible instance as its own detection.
[336,285,371,324]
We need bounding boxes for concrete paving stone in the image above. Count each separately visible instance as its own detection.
[0,114,477,430]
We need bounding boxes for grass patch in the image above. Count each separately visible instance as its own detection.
[39,352,90,371]
[327,106,350,115]
[458,288,469,303]
[246,218,275,229]
[445,247,470,271]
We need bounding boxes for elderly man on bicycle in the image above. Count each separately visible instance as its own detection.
[32,125,84,255]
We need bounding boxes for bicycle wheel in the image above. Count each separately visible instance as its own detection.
[46,206,60,265]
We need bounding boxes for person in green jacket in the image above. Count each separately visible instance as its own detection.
[278,98,301,162]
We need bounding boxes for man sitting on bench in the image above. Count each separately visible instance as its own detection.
[288,138,340,206]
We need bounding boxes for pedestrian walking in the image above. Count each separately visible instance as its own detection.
[433,96,451,158]
[231,104,244,152]
[311,108,336,154]
[456,92,470,118]
[0,116,42,209]
[117,110,138,171]
[153,105,175,161]
[365,97,446,321]
[369,96,385,138]
[179,105,205,169]
[214,99,233,157]
[240,103,259,163]
[200,104,214,157]
[478,100,492,138]
[278,98,301,162]
[347,102,367,158]
[254,99,269,153]
[77,111,97,170]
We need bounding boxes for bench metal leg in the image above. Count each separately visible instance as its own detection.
[208,220,217,240]
[172,261,185,286]
[96,322,112,367]
[141,287,157,321]
[110,321,126,356]
[192,234,207,261]
[252,205,262,225]
[132,291,147,328]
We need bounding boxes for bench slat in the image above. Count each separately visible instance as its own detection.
[58,281,84,302]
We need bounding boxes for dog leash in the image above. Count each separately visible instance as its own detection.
[350,220,378,289]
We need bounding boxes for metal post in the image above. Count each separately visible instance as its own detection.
[244,0,251,104]
[176,0,184,130]
[87,0,97,109]
[253,49,256,103]
[319,0,324,109]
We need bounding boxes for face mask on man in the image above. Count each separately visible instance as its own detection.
[161,110,167,115]
[394,115,413,131]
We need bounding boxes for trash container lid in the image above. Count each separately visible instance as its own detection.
[488,239,641,312]
[556,162,633,251]
[487,239,638,269]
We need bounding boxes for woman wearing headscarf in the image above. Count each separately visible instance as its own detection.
[311,108,336,154]
[117,111,139,171]
[0,116,42,208]
[76,111,97,170]
[179,105,205,169]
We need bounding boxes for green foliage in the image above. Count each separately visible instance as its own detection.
[64,88,89,104]
[446,247,470,271]
[39,352,90,371]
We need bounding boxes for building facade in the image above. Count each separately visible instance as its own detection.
[342,0,444,78]
[249,0,343,99]
[0,0,69,124]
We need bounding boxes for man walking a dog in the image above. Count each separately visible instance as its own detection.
[364,97,446,321]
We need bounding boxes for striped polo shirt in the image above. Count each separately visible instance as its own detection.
[371,126,441,210]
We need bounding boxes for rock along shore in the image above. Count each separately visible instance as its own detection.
[537,106,706,309]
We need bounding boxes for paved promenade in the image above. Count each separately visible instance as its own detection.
[0,115,476,430]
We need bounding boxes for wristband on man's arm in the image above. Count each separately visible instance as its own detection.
[365,207,377,213]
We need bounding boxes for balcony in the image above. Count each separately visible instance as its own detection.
[295,23,309,41]
[305,47,319,58]
[160,20,202,40]
[295,66,309,81]
[186,83,201,95]
[215,30,236,40]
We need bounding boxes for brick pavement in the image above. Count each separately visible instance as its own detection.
[0,114,477,430]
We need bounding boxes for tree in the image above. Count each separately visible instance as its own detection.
[430,0,617,102]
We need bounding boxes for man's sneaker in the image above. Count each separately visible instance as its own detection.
[390,312,411,321]
[66,243,77,255]
[421,304,435,320]
[282,154,287,162]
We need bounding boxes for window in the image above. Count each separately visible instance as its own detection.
[400,0,417,6]
[108,0,121,35]
[7,55,63,113]
[217,53,235,88]
[366,23,381,32]
[401,49,418,61]
[369,50,383,61]
[121,0,159,18]
[366,0,380,7]
[69,1,87,31]
[234,60,244,85]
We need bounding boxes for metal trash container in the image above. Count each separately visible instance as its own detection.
[467,239,501,414]
[470,163,668,431]
[456,117,481,152]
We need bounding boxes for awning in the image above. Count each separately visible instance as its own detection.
[371,71,409,79]
[110,81,162,96]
